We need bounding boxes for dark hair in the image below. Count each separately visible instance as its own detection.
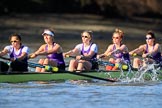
[147,30,155,39]
[9,33,22,41]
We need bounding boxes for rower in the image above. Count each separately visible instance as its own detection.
[29,29,65,72]
[0,33,29,72]
[63,30,98,72]
[129,30,162,70]
[97,28,130,71]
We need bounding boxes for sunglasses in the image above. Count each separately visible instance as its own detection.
[81,35,89,38]
[146,37,153,40]
[10,40,18,43]
[43,33,52,36]
[112,37,120,39]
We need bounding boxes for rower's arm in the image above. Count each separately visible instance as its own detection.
[145,43,161,57]
[129,45,144,55]
[0,48,8,56]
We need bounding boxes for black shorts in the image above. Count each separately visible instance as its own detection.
[90,60,99,70]
[0,61,9,72]
[58,63,65,70]
[10,61,28,72]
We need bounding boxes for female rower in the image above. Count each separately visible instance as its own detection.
[0,33,29,72]
[97,28,130,70]
[63,30,98,72]
[129,30,161,69]
[29,29,65,72]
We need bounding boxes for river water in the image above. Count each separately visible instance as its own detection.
[0,81,162,108]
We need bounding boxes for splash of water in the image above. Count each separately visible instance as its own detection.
[117,62,161,83]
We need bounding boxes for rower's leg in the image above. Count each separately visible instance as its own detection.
[68,59,77,72]
[36,59,45,72]
[133,58,142,69]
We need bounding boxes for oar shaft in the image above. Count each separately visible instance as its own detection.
[98,60,115,66]
[28,62,58,72]
[0,56,10,61]
[61,70,117,82]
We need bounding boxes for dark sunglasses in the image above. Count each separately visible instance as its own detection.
[112,37,120,39]
[81,35,89,38]
[10,40,18,43]
[146,37,153,40]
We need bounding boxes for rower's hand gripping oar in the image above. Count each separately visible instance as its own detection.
[65,55,76,58]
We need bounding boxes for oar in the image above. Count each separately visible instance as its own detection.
[0,56,10,61]
[28,62,59,72]
[97,60,128,70]
[66,55,128,70]
[0,56,59,71]
[62,70,117,82]
[97,60,115,66]
[28,62,117,82]
[65,55,76,59]
[66,55,119,67]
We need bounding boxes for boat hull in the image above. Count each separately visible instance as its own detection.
[0,71,162,83]
[0,71,107,83]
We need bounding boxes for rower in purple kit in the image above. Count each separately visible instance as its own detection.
[97,28,130,71]
[0,33,29,72]
[63,30,98,72]
[129,30,162,69]
[29,29,65,72]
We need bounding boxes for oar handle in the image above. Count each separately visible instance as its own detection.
[97,60,128,70]
[131,53,153,59]
[28,62,59,72]
[44,65,58,72]
[65,55,76,58]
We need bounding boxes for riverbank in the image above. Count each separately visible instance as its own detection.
[0,13,161,52]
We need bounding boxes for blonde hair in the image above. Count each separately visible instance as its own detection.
[113,28,124,38]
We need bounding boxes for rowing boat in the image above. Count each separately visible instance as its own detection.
[0,70,162,83]
[0,56,162,83]
[0,71,115,83]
